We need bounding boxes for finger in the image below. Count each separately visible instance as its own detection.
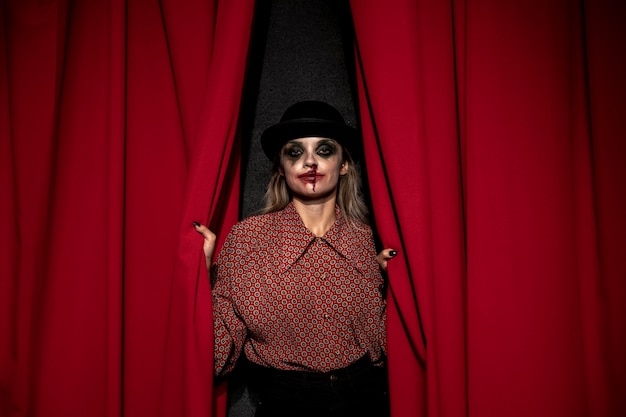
[192,222,216,241]
[376,252,388,271]
[377,248,398,272]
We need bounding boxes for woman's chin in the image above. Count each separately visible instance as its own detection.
[291,189,336,203]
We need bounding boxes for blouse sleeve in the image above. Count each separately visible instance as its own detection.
[211,224,248,377]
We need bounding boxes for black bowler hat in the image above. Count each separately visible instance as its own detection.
[260,101,358,160]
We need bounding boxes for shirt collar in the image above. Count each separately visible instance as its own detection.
[277,202,362,275]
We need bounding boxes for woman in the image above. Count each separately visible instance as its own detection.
[194,101,395,417]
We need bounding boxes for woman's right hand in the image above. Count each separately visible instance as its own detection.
[193,222,216,273]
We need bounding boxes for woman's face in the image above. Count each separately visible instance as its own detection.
[279,137,348,201]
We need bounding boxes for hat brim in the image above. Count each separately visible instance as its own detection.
[261,118,358,160]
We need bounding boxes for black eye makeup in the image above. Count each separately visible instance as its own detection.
[283,143,303,159]
[281,138,340,160]
[316,140,338,158]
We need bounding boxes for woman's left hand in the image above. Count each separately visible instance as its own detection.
[193,222,216,274]
[376,248,397,271]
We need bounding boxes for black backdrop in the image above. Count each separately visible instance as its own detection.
[240,0,357,218]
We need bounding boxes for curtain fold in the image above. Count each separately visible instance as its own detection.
[156,0,255,414]
[0,1,255,416]
[351,1,625,417]
[351,2,467,416]
[2,2,127,415]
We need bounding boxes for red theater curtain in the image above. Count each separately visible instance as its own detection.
[351,0,626,416]
[0,1,254,416]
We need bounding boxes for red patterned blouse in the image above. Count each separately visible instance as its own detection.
[212,202,386,376]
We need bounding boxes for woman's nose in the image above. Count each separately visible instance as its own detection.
[303,151,317,168]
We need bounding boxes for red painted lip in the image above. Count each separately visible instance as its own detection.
[298,171,324,183]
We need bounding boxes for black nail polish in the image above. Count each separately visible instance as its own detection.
[192,221,200,228]
[389,250,397,257]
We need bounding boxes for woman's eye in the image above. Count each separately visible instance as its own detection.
[285,147,303,158]
[317,145,336,157]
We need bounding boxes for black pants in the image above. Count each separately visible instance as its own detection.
[247,357,389,417]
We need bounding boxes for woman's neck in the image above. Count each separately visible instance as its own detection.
[292,197,337,237]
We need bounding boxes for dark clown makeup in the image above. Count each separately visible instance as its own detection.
[282,139,339,161]
[279,138,345,196]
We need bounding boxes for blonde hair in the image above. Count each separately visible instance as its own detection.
[261,148,369,226]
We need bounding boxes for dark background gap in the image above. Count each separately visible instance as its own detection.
[239,0,359,219]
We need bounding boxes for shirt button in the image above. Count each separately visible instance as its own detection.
[330,374,338,382]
